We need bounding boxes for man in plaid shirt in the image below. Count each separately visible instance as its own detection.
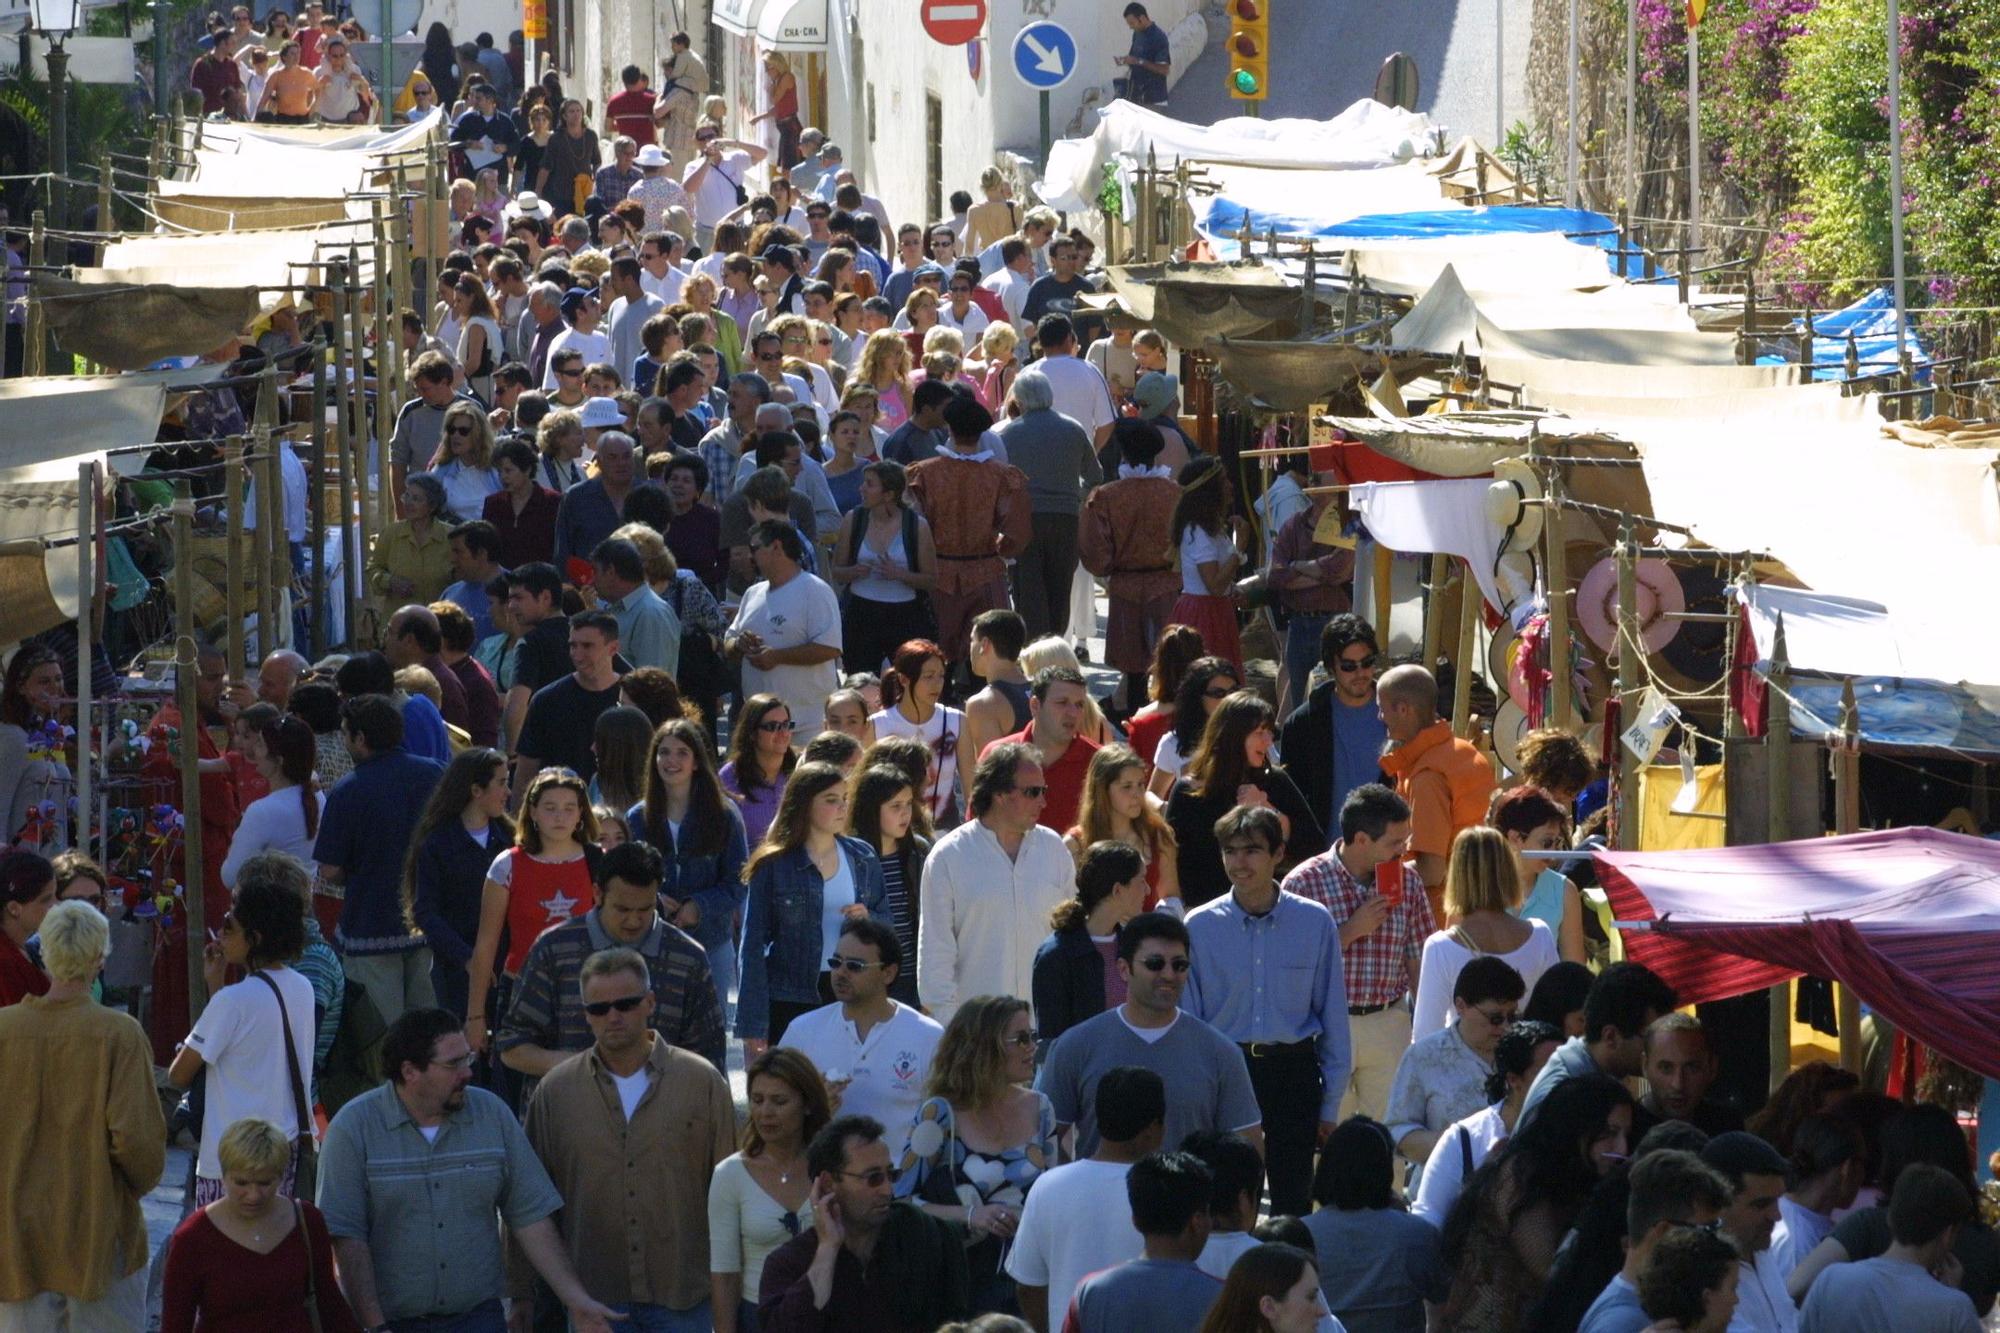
[1279,783,1436,1124]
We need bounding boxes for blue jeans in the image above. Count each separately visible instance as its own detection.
[1284,611,1331,717]
[385,1298,505,1332]
[608,1300,713,1331]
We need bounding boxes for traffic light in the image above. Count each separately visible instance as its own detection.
[1227,0,1268,101]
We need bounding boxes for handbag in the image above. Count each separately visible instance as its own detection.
[715,160,749,207]
[255,971,319,1202]
[293,1197,325,1333]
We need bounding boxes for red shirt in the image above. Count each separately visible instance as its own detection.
[160,1202,361,1333]
[983,727,1099,835]
[605,88,658,145]
[496,847,594,974]
[1124,709,1173,780]
[0,929,48,1007]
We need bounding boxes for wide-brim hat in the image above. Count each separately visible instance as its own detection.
[1576,554,1686,658]
[635,144,669,169]
[1483,456,1545,554]
[508,191,552,221]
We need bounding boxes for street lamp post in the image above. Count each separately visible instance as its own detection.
[152,0,169,119]
[30,0,82,229]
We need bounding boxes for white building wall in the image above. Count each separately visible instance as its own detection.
[567,0,713,125]
[840,0,1204,229]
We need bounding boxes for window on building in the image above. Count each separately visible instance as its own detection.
[925,93,942,225]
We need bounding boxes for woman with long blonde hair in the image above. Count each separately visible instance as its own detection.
[970,321,1020,410]
[748,51,802,168]
[895,994,1056,1312]
[431,399,500,521]
[854,329,914,430]
[1409,825,1560,1043]
[1065,743,1179,913]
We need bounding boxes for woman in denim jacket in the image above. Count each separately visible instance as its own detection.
[628,718,749,1025]
[738,761,889,1054]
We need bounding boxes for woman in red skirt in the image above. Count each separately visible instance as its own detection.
[1170,455,1248,670]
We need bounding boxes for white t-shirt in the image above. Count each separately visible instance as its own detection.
[541,326,612,389]
[221,787,329,889]
[1410,921,1560,1043]
[1181,526,1235,596]
[819,851,855,972]
[640,265,689,305]
[1005,1158,1143,1320]
[727,571,843,736]
[1196,1230,1262,1282]
[1410,1101,1507,1228]
[1151,731,1194,783]
[779,1001,943,1160]
[868,704,966,820]
[185,966,318,1179]
[1036,354,1116,441]
[683,149,755,228]
[612,1066,649,1121]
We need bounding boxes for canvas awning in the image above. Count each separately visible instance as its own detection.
[1208,339,1430,413]
[711,0,827,47]
[33,276,262,371]
[1391,264,1703,357]
[1103,260,1303,343]
[1598,828,2000,1079]
[1347,233,1620,298]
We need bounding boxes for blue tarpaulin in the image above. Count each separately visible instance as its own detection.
[1755,287,1931,383]
[1199,200,1659,279]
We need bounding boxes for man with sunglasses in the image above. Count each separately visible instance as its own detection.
[725,519,842,737]
[937,270,990,340]
[918,742,1075,1027]
[1181,804,1349,1217]
[779,918,942,1160]
[517,945,735,1331]
[498,841,726,1081]
[881,225,930,312]
[386,352,470,513]
[758,1115,970,1333]
[318,1007,625,1333]
[1037,910,1261,1162]
[1279,613,1390,844]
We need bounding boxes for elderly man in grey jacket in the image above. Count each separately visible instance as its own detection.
[995,367,1103,643]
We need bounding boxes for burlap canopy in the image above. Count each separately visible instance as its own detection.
[33,276,260,371]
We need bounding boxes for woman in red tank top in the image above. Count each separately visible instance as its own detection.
[749,52,803,168]
[463,768,599,1054]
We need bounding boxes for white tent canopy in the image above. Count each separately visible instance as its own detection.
[1392,264,1703,355]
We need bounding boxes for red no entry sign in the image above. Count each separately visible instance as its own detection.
[922,0,986,46]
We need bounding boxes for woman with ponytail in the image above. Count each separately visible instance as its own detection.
[221,714,327,888]
[867,639,966,824]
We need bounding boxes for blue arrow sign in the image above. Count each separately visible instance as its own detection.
[1011,20,1077,91]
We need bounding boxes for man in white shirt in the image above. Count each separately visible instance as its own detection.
[1702,1132,1801,1333]
[1030,314,1118,450]
[1007,1066,1163,1333]
[541,288,611,391]
[723,519,842,736]
[917,741,1076,1025]
[777,918,941,1161]
[681,126,768,249]
[980,237,1038,337]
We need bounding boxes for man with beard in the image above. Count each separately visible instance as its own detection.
[316,1007,622,1331]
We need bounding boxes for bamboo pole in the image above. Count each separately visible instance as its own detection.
[310,333,329,658]
[75,460,94,849]
[1615,525,1642,851]
[26,213,46,376]
[1541,434,1574,726]
[371,199,395,540]
[224,436,246,674]
[1421,554,1450,672]
[95,154,113,259]
[255,365,282,654]
[330,259,360,649]
[1766,613,1795,1091]
[1452,559,1478,737]
[1834,677,1863,1073]
[172,479,209,1016]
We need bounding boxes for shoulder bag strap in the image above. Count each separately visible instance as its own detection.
[902,504,922,573]
[254,971,312,1147]
[1458,1123,1475,1180]
[294,1197,325,1333]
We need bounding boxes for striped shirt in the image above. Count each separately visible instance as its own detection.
[880,853,916,965]
[497,907,726,1074]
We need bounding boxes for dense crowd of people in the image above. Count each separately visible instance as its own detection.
[1,9,1995,1333]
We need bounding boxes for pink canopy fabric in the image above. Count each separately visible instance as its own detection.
[1595,828,2000,1080]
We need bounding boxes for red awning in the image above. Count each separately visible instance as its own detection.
[1594,828,2000,1080]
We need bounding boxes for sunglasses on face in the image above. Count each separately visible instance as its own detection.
[1202,685,1236,699]
[949,284,972,294]
[1337,654,1381,673]
[1137,955,1191,973]
[836,1168,895,1187]
[826,955,884,973]
[445,424,473,436]
[583,994,647,1017]
[1012,784,1047,799]
[1470,1007,1517,1027]
[556,367,582,378]
[1004,1029,1040,1048]
[757,717,797,733]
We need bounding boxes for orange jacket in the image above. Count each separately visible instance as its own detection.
[1380,719,1496,861]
